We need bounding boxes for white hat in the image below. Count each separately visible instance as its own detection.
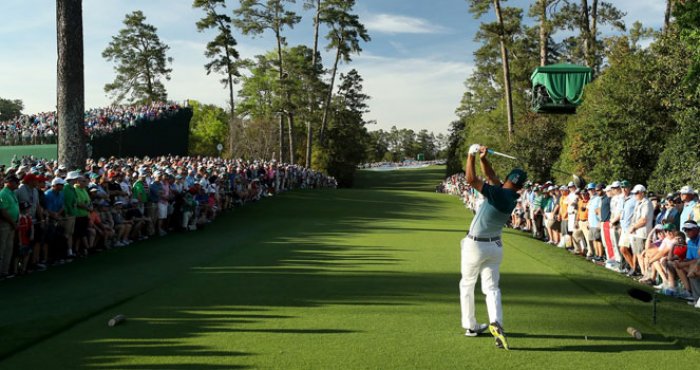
[153,170,163,177]
[631,184,646,194]
[680,185,695,194]
[611,181,621,188]
[604,185,612,192]
[58,165,67,171]
[65,171,82,181]
[51,177,66,186]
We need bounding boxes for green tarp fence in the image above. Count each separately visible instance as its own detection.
[530,64,593,105]
[90,108,192,159]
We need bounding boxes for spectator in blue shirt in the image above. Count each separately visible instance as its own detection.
[680,186,697,224]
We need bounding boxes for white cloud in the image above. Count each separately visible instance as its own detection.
[341,55,472,134]
[365,14,450,34]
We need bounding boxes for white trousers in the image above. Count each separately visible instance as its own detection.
[460,237,503,330]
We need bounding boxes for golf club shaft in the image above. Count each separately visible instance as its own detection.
[483,147,583,185]
[486,149,518,160]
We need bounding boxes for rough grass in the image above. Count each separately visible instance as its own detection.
[0,166,698,369]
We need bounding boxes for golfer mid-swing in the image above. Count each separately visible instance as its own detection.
[461,144,527,350]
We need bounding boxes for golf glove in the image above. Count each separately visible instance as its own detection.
[468,144,482,155]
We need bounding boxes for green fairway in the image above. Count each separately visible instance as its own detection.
[0,166,698,369]
[0,144,57,165]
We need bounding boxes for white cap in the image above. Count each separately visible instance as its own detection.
[51,177,66,186]
[611,181,621,188]
[680,185,695,194]
[153,170,163,177]
[567,181,576,188]
[631,184,646,194]
[65,171,82,181]
[682,221,699,230]
[604,185,612,192]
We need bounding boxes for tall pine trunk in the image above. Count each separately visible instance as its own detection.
[319,37,342,144]
[288,112,295,164]
[539,0,548,66]
[493,0,514,141]
[306,0,322,168]
[664,0,673,33]
[56,0,86,168]
[590,0,598,72]
[275,28,286,163]
[581,0,592,68]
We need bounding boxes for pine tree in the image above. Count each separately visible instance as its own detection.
[102,11,173,104]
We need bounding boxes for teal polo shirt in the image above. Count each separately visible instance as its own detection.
[468,183,519,238]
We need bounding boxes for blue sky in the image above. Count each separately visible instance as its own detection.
[1,0,665,134]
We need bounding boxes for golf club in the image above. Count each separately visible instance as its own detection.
[483,147,586,188]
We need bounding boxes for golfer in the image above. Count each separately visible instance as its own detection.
[460,144,527,350]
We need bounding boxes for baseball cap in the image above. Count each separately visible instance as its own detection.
[680,185,695,194]
[631,184,646,194]
[595,183,605,190]
[611,181,621,188]
[51,177,66,186]
[506,168,528,189]
[65,171,83,181]
[620,180,631,188]
[567,181,576,188]
[4,174,19,183]
[663,223,676,231]
[604,185,612,192]
[559,185,567,190]
[22,174,37,183]
[586,182,596,190]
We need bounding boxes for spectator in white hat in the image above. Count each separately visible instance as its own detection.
[680,186,696,225]
[623,184,654,276]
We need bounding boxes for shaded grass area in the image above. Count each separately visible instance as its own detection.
[0,166,698,369]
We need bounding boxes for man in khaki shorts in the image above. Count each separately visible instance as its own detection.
[618,181,639,275]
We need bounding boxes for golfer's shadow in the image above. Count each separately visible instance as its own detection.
[507,332,678,353]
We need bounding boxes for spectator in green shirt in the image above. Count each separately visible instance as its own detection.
[74,176,91,257]
[62,171,81,258]
[0,175,20,277]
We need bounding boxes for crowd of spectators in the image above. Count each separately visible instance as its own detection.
[439,173,700,309]
[0,102,183,146]
[0,155,336,280]
[359,160,445,169]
